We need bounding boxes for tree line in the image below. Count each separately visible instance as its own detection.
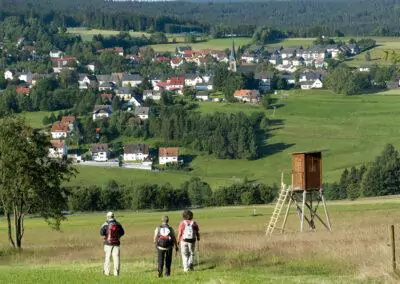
[325,144,400,200]
[67,177,278,212]
[3,0,400,36]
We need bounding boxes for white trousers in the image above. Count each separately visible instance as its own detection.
[104,245,120,276]
[180,241,196,272]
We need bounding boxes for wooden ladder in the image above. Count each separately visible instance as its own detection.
[266,179,291,238]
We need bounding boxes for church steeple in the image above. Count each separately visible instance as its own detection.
[228,40,237,72]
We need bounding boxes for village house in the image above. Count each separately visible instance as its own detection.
[115,87,133,101]
[49,49,63,58]
[176,46,192,56]
[93,105,112,121]
[51,56,77,73]
[123,144,149,162]
[154,56,170,64]
[143,90,162,101]
[121,73,143,87]
[50,122,69,139]
[234,89,261,103]
[240,52,259,64]
[96,75,112,86]
[22,45,37,55]
[185,74,204,87]
[134,107,150,120]
[255,73,273,92]
[280,47,297,59]
[78,74,98,90]
[155,76,185,93]
[268,54,281,65]
[86,62,96,73]
[159,147,179,165]
[16,86,30,95]
[18,72,33,83]
[300,79,323,90]
[60,115,76,131]
[49,140,68,159]
[91,143,109,162]
[195,91,210,101]
[128,95,142,107]
[170,58,185,69]
[98,81,115,91]
[98,93,113,103]
[4,69,16,80]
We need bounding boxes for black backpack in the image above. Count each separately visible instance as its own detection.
[156,225,173,248]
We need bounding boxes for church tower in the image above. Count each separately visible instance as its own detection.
[228,40,237,72]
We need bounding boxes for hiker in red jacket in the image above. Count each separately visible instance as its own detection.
[177,210,200,272]
[100,211,125,276]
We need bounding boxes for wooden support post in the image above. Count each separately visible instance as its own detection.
[390,225,396,272]
[280,191,293,234]
[300,190,306,232]
[320,189,332,231]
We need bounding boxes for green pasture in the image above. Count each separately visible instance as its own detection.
[67,90,400,188]
[67,28,184,43]
[19,111,54,128]
[0,199,399,283]
[150,37,253,52]
[345,36,400,67]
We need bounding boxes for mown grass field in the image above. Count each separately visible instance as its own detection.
[149,37,253,52]
[19,111,55,128]
[0,198,399,283]
[67,28,184,43]
[345,36,400,67]
[64,89,400,189]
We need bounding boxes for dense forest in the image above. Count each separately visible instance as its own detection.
[2,0,400,36]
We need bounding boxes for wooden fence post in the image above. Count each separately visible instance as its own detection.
[390,225,396,272]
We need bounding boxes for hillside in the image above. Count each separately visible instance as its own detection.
[67,89,400,188]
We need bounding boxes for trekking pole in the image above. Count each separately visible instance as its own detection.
[196,241,200,268]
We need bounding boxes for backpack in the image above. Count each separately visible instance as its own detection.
[157,225,173,248]
[107,222,120,245]
[182,220,195,242]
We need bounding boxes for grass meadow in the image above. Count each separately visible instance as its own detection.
[63,90,400,189]
[1,198,400,283]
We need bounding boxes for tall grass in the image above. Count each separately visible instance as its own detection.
[0,199,399,283]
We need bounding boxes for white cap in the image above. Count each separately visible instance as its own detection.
[106,211,114,219]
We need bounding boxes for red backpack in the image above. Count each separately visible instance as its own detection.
[107,222,120,245]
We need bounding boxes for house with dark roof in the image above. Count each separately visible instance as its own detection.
[134,107,150,120]
[93,105,112,121]
[91,143,109,162]
[123,144,149,162]
[121,73,143,87]
[143,90,162,101]
[115,86,133,101]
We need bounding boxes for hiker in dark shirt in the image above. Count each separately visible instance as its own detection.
[153,216,178,277]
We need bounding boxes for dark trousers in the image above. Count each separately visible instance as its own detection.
[157,247,173,276]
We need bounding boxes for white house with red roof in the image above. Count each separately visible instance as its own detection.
[50,123,69,139]
[234,89,261,103]
[155,76,185,94]
[49,140,68,159]
[170,57,184,69]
